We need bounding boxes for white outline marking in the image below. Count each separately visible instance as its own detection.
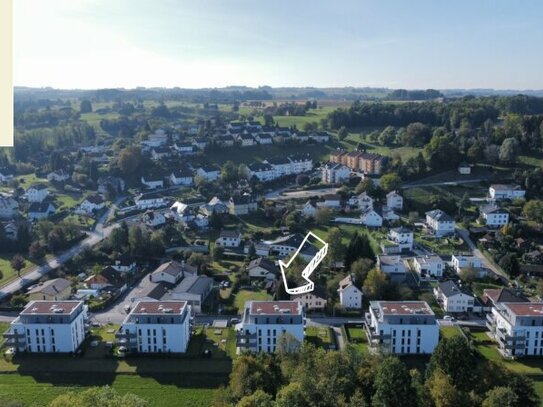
[279,232,328,295]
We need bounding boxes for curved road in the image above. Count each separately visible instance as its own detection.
[0,202,121,300]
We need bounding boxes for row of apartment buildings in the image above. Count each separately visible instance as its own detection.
[329,149,386,175]
[246,153,313,182]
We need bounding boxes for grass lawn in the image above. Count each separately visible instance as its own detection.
[233,289,271,312]
[440,326,463,339]
[345,326,370,355]
[0,373,221,407]
[0,255,39,287]
[305,326,334,349]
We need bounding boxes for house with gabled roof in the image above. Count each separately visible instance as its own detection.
[247,257,278,280]
[338,275,363,309]
[433,280,474,313]
[425,209,455,237]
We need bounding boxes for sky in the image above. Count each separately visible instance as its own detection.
[13,0,543,90]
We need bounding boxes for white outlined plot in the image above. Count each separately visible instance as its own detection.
[279,232,328,295]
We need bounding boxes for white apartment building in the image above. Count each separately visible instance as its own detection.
[413,255,444,278]
[236,301,305,353]
[480,205,509,228]
[264,157,293,177]
[489,184,526,201]
[4,301,86,353]
[425,209,455,237]
[434,281,475,313]
[246,163,277,182]
[487,302,543,358]
[386,191,403,210]
[388,227,414,251]
[116,301,191,353]
[288,153,313,174]
[338,275,363,309]
[365,301,439,354]
[321,162,350,184]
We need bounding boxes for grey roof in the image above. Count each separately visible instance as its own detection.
[491,184,521,191]
[28,278,71,296]
[480,204,507,215]
[248,162,274,172]
[247,257,278,274]
[426,209,454,222]
[172,275,213,296]
[391,226,412,234]
[152,261,196,277]
[437,280,472,298]
[378,255,402,266]
[219,229,241,239]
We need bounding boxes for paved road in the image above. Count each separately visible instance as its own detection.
[456,227,509,283]
[0,201,122,300]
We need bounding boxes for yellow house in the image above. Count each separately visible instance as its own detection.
[27,278,72,301]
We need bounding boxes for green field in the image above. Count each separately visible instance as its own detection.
[233,289,272,312]
[0,255,39,287]
[440,326,463,339]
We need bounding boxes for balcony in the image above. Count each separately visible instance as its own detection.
[236,332,257,348]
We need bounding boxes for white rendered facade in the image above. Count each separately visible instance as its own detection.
[236,301,305,353]
[117,301,191,353]
[4,301,86,353]
[365,301,439,354]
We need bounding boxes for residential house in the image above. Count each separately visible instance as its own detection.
[361,208,383,227]
[413,255,444,278]
[215,230,242,248]
[482,288,527,313]
[365,301,439,354]
[98,176,125,194]
[196,165,220,182]
[338,275,363,309]
[377,255,406,276]
[228,195,257,215]
[265,157,292,177]
[288,153,313,173]
[451,254,484,276]
[301,200,317,218]
[290,286,327,312]
[150,261,197,285]
[255,133,273,145]
[246,162,277,182]
[489,184,526,201]
[434,280,475,313]
[458,163,471,174]
[27,278,72,301]
[193,137,209,150]
[141,175,164,190]
[116,301,191,353]
[174,142,195,155]
[47,170,70,183]
[247,258,278,280]
[200,196,228,216]
[0,170,13,182]
[351,192,374,211]
[235,301,305,353]
[425,209,455,237]
[321,162,351,184]
[480,205,509,228]
[3,301,86,353]
[151,146,172,161]
[169,168,193,186]
[168,275,214,313]
[111,253,136,273]
[134,193,167,210]
[263,233,318,262]
[238,134,256,147]
[486,302,543,357]
[309,131,330,143]
[388,227,414,252]
[317,194,342,210]
[84,267,124,290]
[0,195,19,219]
[381,206,400,222]
[28,202,56,221]
[27,184,49,203]
[142,210,166,228]
[77,194,105,215]
[386,191,403,211]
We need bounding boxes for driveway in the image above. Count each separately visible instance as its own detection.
[456,227,509,283]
